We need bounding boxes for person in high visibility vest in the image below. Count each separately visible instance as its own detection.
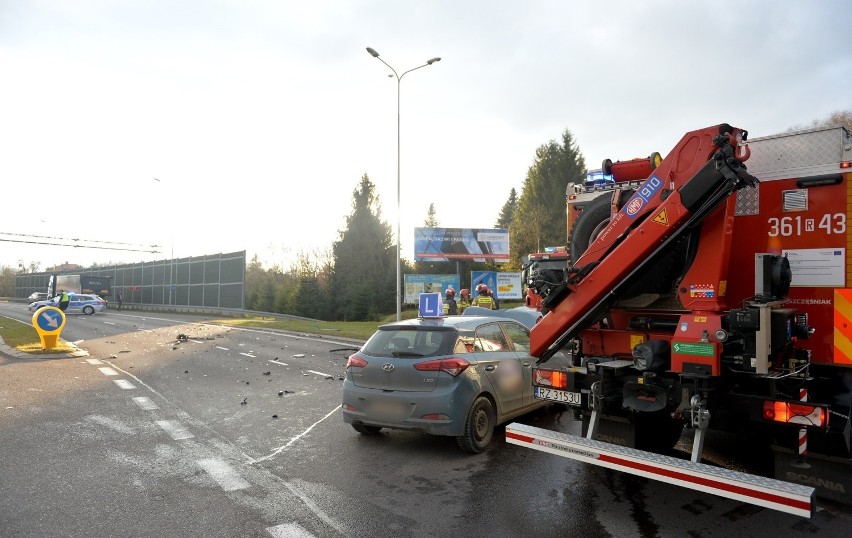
[58,290,71,311]
[458,288,471,314]
[442,287,458,316]
[471,284,494,310]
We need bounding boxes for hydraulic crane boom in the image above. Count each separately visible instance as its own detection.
[530,124,758,361]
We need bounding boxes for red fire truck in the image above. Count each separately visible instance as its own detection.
[508,124,852,518]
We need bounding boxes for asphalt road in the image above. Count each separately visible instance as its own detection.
[1,303,850,537]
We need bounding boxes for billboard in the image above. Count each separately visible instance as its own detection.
[404,274,460,304]
[471,271,523,300]
[414,228,509,262]
[496,272,523,300]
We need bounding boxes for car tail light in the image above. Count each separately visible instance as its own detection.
[762,400,828,428]
[534,368,569,389]
[346,354,368,369]
[421,413,450,420]
[414,357,470,376]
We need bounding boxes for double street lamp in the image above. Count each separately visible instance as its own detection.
[365,47,441,321]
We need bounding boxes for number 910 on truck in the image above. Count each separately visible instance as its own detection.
[509,124,852,518]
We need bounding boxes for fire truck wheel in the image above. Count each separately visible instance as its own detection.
[568,190,634,263]
[569,190,689,296]
[352,423,383,435]
[457,396,495,453]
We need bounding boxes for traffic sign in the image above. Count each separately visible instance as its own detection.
[31,306,66,349]
[419,293,442,318]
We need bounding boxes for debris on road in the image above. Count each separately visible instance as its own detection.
[241,398,247,405]
[262,371,271,376]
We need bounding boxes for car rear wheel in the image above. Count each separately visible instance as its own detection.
[457,396,495,453]
[83,306,95,315]
[352,423,382,435]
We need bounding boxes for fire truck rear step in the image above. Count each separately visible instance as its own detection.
[506,422,814,518]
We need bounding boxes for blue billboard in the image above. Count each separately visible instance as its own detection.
[414,228,509,263]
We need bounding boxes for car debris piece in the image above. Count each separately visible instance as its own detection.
[278,391,284,396]
[241,398,247,405]
[272,415,279,419]
[262,371,271,376]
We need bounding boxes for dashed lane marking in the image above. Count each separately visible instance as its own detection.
[86,414,134,434]
[307,370,330,377]
[86,358,103,365]
[216,346,229,351]
[113,379,136,390]
[197,458,250,491]
[156,420,194,440]
[269,360,289,366]
[133,396,159,410]
[103,321,116,325]
[98,367,119,376]
[266,522,315,537]
[239,352,256,358]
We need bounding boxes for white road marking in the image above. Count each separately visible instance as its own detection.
[98,367,119,376]
[113,379,136,390]
[156,420,194,440]
[268,360,288,366]
[215,346,229,351]
[266,522,315,538]
[103,321,116,325]
[133,396,159,410]
[197,458,250,491]
[307,370,330,377]
[86,358,103,365]
[99,361,167,401]
[283,481,347,536]
[253,406,339,464]
[87,414,134,434]
[239,352,256,358]
[190,339,204,344]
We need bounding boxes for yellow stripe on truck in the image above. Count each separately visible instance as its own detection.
[835,289,852,365]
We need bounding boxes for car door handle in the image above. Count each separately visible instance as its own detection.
[522,362,531,368]
[484,365,496,372]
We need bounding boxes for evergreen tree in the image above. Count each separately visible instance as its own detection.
[424,203,439,227]
[510,129,585,266]
[495,188,518,229]
[329,174,395,320]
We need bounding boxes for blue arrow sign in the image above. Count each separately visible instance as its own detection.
[36,308,64,333]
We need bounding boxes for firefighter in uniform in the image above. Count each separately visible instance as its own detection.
[442,287,458,316]
[458,288,471,314]
[471,284,494,309]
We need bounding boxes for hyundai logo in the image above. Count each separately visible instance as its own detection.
[382,363,395,372]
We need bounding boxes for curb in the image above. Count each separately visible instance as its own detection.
[0,336,89,360]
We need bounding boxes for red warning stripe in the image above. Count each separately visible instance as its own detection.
[596,453,811,513]
[507,431,811,514]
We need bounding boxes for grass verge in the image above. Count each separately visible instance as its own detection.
[0,315,77,354]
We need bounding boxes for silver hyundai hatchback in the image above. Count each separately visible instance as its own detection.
[342,316,554,453]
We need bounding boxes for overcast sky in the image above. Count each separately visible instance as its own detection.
[2,0,849,271]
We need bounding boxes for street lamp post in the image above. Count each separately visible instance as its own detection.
[153,177,174,306]
[366,47,441,321]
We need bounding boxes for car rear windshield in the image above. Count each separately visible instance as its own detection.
[362,328,458,358]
